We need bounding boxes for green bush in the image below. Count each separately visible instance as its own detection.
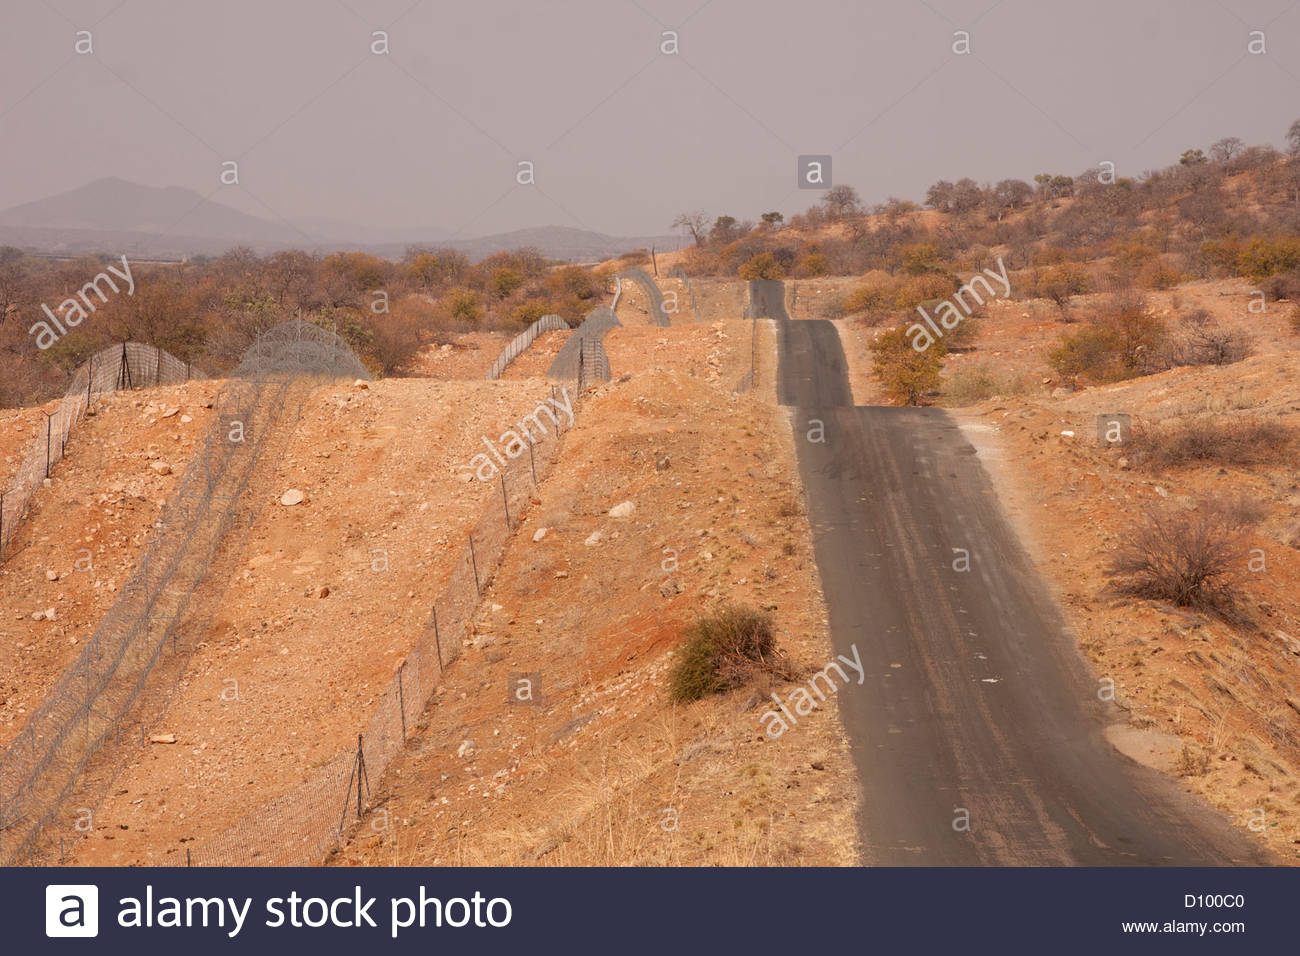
[668,605,783,703]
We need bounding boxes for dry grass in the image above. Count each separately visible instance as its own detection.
[1127,415,1296,470]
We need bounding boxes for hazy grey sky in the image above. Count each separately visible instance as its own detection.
[1,0,1297,238]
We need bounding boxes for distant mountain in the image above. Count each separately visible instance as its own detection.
[0,177,306,245]
[0,178,685,262]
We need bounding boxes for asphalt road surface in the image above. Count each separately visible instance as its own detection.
[779,319,1269,865]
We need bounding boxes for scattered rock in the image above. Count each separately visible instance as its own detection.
[609,501,636,518]
[149,461,172,476]
[584,531,603,547]
[280,489,305,506]
[45,570,59,582]
[655,456,670,471]
[457,739,476,758]
[533,527,548,542]
[353,380,369,389]
[161,407,179,419]
[149,734,177,745]
[317,586,330,599]
[1117,457,1130,470]
[180,414,193,424]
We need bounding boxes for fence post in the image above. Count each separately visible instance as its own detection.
[528,441,537,485]
[500,473,510,528]
[44,413,52,479]
[0,491,5,559]
[353,734,368,820]
[87,355,93,406]
[397,661,406,740]
[432,605,443,671]
[468,534,480,595]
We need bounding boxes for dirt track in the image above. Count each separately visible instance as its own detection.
[779,318,1270,864]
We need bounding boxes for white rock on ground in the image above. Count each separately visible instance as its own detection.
[609,501,636,518]
[533,527,548,542]
[280,489,305,506]
[584,531,603,547]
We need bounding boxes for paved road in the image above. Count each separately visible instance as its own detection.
[779,319,1269,865]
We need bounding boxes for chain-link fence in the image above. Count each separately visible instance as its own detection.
[0,343,200,562]
[187,377,590,866]
[0,321,365,865]
[548,306,619,378]
[612,267,670,326]
[485,314,570,380]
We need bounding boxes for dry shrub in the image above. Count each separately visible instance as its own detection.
[1168,309,1254,366]
[870,325,945,405]
[668,605,793,703]
[1128,416,1294,469]
[1048,297,1166,384]
[1175,743,1211,776]
[943,364,1024,405]
[1110,500,1256,618]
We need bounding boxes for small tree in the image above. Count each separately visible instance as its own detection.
[738,252,785,280]
[672,211,708,246]
[1209,136,1244,164]
[1287,118,1300,156]
[1038,263,1091,312]
[870,326,945,405]
[820,184,861,219]
[760,211,784,227]
[709,215,742,244]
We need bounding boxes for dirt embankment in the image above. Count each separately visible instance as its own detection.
[0,384,219,746]
[74,379,559,864]
[334,328,858,866]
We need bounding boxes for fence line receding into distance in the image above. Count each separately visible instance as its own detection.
[0,321,366,866]
[0,343,201,561]
[188,362,602,866]
[484,314,571,380]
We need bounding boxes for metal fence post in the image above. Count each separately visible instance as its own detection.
[500,473,510,528]
[528,442,537,485]
[469,534,480,595]
[432,605,443,670]
[397,661,406,740]
[0,491,5,559]
[44,413,52,479]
